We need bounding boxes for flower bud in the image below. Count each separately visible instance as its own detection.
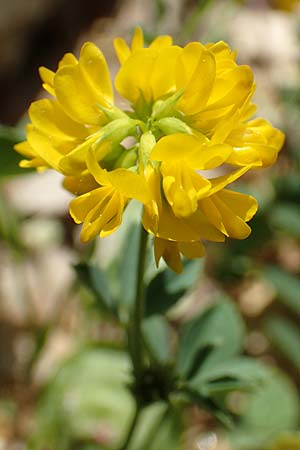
[113,147,138,169]
[155,117,192,136]
[95,118,138,148]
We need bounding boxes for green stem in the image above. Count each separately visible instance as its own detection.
[131,225,148,379]
[121,226,148,450]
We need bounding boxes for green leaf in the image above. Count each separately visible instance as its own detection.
[29,347,134,450]
[145,259,203,317]
[243,370,299,429]
[0,192,23,250]
[116,221,141,310]
[263,266,300,314]
[142,315,172,365]
[264,315,300,370]
[189,357,269,397]
[128,402,183,450]
[0,124,29,179]
[74,263,115,316]
[229,369,299,450]
[269,202,300,237]
[177,298,245,378]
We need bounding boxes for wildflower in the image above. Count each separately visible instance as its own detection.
[15,28,284,272]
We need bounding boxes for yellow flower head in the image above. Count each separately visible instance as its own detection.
[15,28,284,272]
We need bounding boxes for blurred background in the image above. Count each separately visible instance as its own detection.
[0,0,299,449]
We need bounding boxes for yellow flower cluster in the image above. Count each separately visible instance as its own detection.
[15,28,284,272]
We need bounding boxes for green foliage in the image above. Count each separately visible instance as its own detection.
[264,315,300,370]
[128,403,182,450]
[145,259,203,317]
[230,370,299,450]
[142,315,173,365]
[269,203,300,238]
[189,357,269,396]
[0,124,28,179]
[29,347,135,450]
[74,262,116,317]
[0,191,24,251]
[263,266,300,314]
[177,299,245,378]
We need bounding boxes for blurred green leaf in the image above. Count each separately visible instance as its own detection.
[116,221,141,310]
[74,262,116,317]
[230,369,299,450]
[29,347,134,450]
[269,203,300,237]
[142,315,172,365]
[263,266,300,314]
[0,192,24,251]
[190,357,269,397]
[0,124,29,178]
[128,402,183,450]
[264,315,300,370]
[145,259,203,317]
[177,298,245,378]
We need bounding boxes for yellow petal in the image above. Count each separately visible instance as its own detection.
[206,65,254,110]
[226,118,285,167]
[114,37,131,65]
[54,64,107,125]
[154,237,183,273]
[143,200,225,243]
[150,134,207,165]
[58,52,78,68]
[14,140,37,159]
[151,134,231,170]
[149,35,173,50]
[150,46,182,100]
[179,240,206,258]
[29,99,87,146]
[131,26,144,52]
[161,161,211,217]
[79,42,113,103]
[217,189,258,222]
[115,48,156,103]
[100,195,125,237]
[86,149,150,203]
[63,173,99,195]
[70,187,125,241]
[209,192,253,239]
[178,49,216,114]
[39,66,55,95]
[59,134,102,175]
[175,42,206,89]
[108,170,150,203]
[70,186,111,223]
[27,128,62,171]
[209,166,251,196]
[115,46,181,103]
[199,197,228,236]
